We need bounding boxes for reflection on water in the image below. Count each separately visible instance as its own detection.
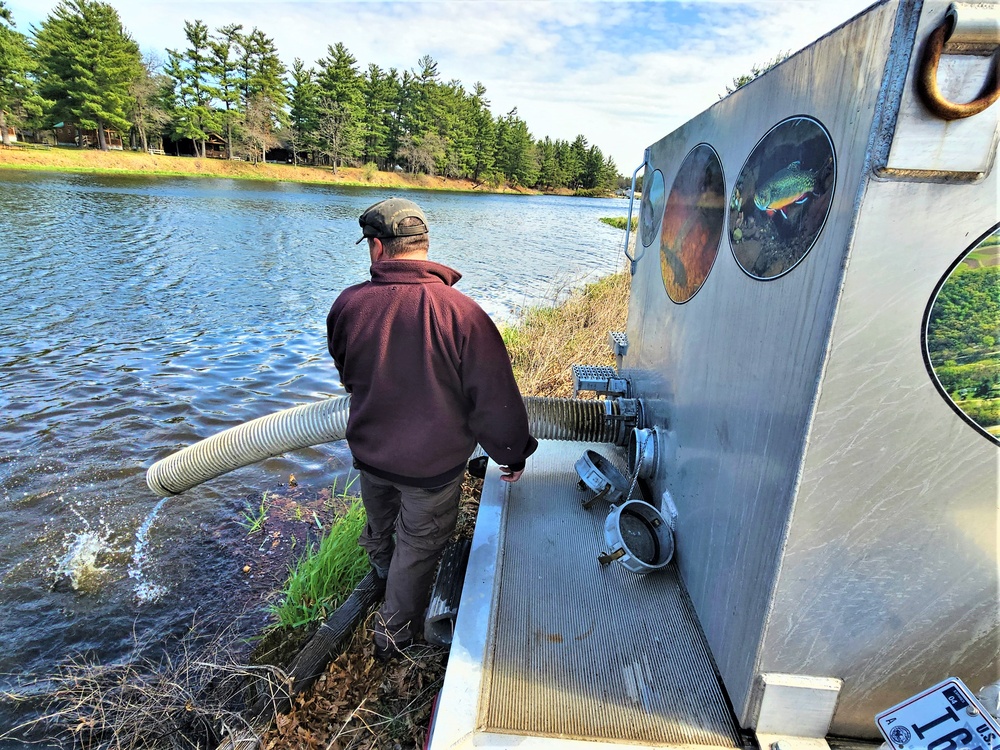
[0,171,625,732]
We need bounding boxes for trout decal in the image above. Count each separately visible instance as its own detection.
[753,160,816,219]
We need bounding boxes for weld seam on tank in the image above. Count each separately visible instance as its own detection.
[147,395,617,497]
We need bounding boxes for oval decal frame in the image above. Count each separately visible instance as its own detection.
[640,168,666,248]
[729,115,836,280]
[658,143,726,304]
[922,223,1000,446]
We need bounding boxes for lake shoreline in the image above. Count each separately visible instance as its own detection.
[0,145,610,197]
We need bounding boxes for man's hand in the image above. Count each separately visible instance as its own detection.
[499,466,524,483]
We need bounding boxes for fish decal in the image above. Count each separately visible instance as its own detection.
[753,161,816,218]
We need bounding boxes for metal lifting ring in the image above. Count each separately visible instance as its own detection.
[917,10,1000,121]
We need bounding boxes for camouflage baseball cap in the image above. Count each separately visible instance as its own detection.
[356,198,428,244]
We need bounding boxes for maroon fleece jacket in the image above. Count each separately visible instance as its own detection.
[326,259,537,486]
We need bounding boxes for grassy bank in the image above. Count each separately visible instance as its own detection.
[0,145,535,194]
[599,216,637,231]
[501,271,631,397]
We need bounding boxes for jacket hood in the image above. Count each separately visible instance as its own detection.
[369,259,461,287]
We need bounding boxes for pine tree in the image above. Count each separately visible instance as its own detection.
[0,3,42,146]
[165,20,218,157]
[437,79,473,178]
[287,57,319,165]
[495,108,537,187]
[210,23,243,159]
[359,63,393,168]
[552,139,572,188]
[233,27,286,161]
[536,137,559,189]
[391,69,416,161]
[407,54,440,139]
[469,82,496,184]
[316,42,362,167]
[238,28,286,118]
[567,135,589,188]
[580,144,603,189]
[33,0,141,150]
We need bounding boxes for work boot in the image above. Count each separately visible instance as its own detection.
[373,634,413,662]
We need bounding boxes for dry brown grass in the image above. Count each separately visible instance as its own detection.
[501,271,631,397]
[2,615,287,750]
[0,145,535,194]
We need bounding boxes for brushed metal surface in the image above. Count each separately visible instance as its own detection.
[625,1,901,728]
[624,0,998,739]
[479,441,741,746]
[759,4,1000,731]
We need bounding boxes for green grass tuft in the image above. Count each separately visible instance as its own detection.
[599,216,638,231]
[269,497,369,630]
[240,492,270,535]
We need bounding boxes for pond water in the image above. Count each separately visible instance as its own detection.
[0,171,627,737]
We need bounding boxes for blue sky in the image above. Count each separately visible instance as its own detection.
[6,0,877,171]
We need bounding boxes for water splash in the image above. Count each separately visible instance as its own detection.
[128,496,169,604]
[53,529,111,593]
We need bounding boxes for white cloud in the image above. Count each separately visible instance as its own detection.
[9,0,877,171]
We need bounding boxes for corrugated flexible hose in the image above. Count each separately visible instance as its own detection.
[146,395,617,496]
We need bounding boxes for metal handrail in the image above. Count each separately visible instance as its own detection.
[623,149,650,275]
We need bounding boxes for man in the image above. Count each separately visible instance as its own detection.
[326,197,537,657]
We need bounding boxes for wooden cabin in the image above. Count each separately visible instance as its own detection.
[53,123,124,150]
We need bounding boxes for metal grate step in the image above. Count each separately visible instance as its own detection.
[478,441,742,746]
[573,364,630,398]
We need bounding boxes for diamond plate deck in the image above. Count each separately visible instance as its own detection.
[475,441,742,746]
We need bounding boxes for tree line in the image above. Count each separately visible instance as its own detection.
[928,264,999,364]
[0,0,622,192]
[928,263,1000,429]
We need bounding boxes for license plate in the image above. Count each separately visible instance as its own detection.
[876,678,1000,750]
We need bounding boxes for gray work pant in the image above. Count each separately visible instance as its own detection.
[357,469,463,648]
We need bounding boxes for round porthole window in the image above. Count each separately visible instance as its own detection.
[659,143,726,304]
[639,168,665,248]
[924,225,1000,445]
[729,116,835,280]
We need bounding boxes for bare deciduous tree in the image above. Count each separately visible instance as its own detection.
[129,52,171,152]
[314,96,358,174]
[237,93,279,163]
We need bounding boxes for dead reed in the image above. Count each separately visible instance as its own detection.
[500,271,631,397]
[2,617,285,750]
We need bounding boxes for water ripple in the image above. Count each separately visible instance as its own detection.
[0,171,627,719]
